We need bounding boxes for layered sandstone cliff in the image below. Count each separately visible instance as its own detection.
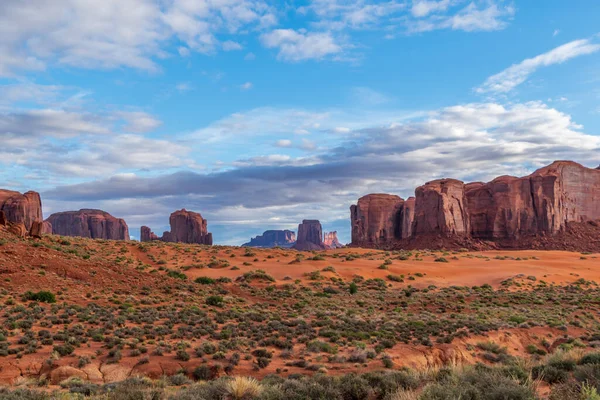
[0,190,43,232]
[243,230,296,248]
[46,210,130,240]
[140,209,213,245]
[350,161,600,249]
[293,220,326,251]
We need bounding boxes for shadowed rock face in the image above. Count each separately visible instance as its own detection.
[293,220,326,251]
[323,231,343,248]
[243,230,296,248]
[350,194,405,246]
[413,179,470,237]
[0,190,43,232]
[351,161,600,248]
[141,209,213,245]
[46,210,129,240]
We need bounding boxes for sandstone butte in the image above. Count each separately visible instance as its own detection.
[141,209,213,245]
[350,160,600,251]
[45,209,130,240]
[293,219,326,251]
[243,230,296,247]
[0,190,44,237]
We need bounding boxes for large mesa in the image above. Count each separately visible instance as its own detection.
[45,209,130,240]
[350,161,600,250]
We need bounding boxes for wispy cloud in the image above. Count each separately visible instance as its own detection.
[260,29,343,62]
[476,36,600,94]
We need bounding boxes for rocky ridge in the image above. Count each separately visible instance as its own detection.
[351,161,600,251]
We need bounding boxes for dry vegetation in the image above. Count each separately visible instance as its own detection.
[1,230,600,398]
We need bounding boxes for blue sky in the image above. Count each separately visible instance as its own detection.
[1,0,599,244]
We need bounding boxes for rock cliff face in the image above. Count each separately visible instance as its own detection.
[323,231,343,248]
[46,210,130,240]
[169,209,213,245]
[293,220,326,251]
[350,194,405,246]
[140,209,213,245]
[0,190,43,232]
[350,161,600,250]
[243,230,296,247]
[413,179,469,237]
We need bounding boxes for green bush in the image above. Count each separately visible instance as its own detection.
[23,291,56,303]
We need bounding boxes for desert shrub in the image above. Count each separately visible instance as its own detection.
[206,296,224,307]
[195,276,216,284]
[167,270,187,280]
[169,373,192,386]
[23,291,56,303]
[420,368,535,400]
[349,282,358,295]
[580,352,600,365]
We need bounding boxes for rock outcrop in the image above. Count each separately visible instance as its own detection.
[0,190,43,232]
[293,220,326,251]
[42,221,53,235]
[46,210,130,240]
[140,209,213,245]
[413,179,469,237]
[350,194,405,246]
[323,231,343,248]
[350,161,600,250]
[243,230,296,248]
[141,226,159,242]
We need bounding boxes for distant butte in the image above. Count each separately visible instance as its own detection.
[351,160,600,252]
[141,209,213,245]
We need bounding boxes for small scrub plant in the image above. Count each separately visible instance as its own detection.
[23,291,56,303]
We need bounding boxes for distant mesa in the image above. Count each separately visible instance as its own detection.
[351,160,600,251]
[243,230,296,248]
[45,209,129,240]
[0,189,44,238]
[141,209,213,245]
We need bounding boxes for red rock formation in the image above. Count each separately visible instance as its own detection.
[42,221,53,235]
[0,190,43,232]
[169,209,213,245]
[351,161,600,250]
[45,210,129,240]
[401,197,415,239]
[140,226,159,242]
[413,179,470,237]
[323,231,343,248]
[293,220,326,251]
[29,221,44,239]
[0,210,6,226]
[350,194,404,246]
[141,209,213,245]
[243,230,296,247]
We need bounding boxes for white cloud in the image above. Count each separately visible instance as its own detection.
[244,52,256,61]
[117,111,162,133]
[275,139,292,147]
[240,82,253,90]
[476,37,600,94]
[222,40,243,51]
[0,0,277,76]
[553,29,560,37]
[260,29,342,61]
[411,0,451,17]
